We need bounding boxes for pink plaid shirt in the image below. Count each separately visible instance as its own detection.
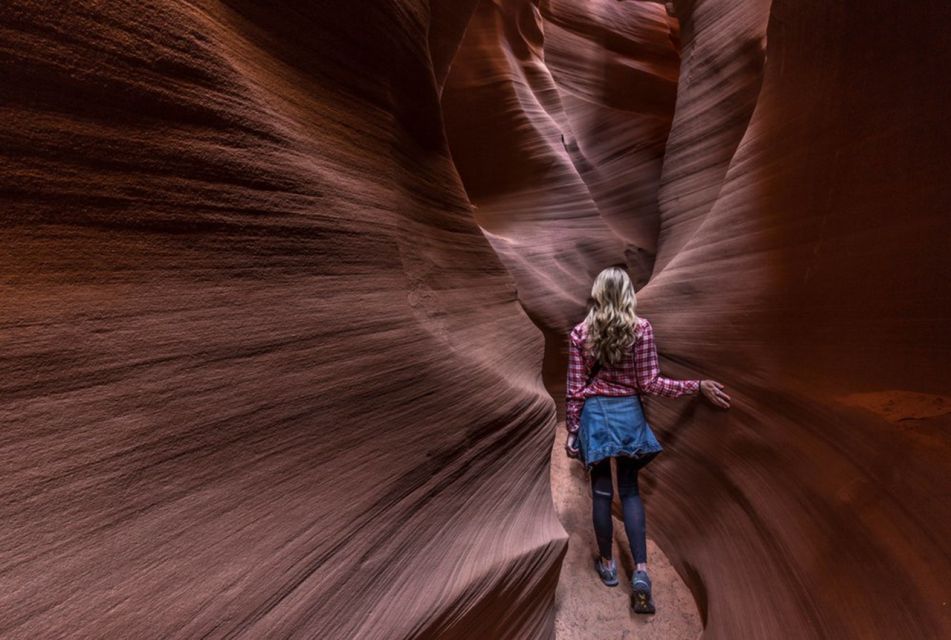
[565,317,701,434]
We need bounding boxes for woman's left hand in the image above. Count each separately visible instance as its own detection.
[565,433,581,458]
[701,379,732,409]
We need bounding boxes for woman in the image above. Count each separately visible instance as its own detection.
[564,266,731,614]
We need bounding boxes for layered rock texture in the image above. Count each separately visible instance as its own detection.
[639,2,951,635]
[2,1,950,640]
[1,2,562,638]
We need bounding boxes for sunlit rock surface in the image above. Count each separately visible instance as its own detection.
[543,0,680,279]
[654,0,770,273]
[442,0,627,344]
[2,0,950,639]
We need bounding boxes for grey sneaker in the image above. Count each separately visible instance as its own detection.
[594,557,619,587]
[631,570,656,614]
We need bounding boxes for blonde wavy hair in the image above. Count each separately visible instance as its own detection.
[583,266,639,366]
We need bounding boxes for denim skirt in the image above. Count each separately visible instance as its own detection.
[578,395,663,470]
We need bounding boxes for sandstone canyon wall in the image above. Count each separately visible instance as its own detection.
[446,0,950,638]
[2,1,950,639]
[641,1,951,636]
[0,2,565,638]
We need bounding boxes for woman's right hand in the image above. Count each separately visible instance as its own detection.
[565,432,581,458]
[700,379,731,409]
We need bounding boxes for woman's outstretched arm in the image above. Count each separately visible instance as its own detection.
[634,319,701,397]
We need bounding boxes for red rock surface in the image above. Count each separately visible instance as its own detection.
[654,0,770,273]
[442,0,627,343]
[2,1,950,639]
[639,3,951,636]
[445,3,703,637]
[542,0,681,279]
[447,0,951,638]
[0,2,564,638]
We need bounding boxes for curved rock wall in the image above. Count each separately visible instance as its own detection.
[542,0,680,276]
[2,0,949,639]
[447,0,951,638]
[442,0,683,393]
[0,2,565,638]
[654,0,770,273]
[641,2,951,635]
[442,0,627,343]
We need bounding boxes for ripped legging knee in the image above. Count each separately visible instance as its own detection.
[590,455,654,564]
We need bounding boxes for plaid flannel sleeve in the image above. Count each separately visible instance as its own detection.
[635,319,701,397]
[565,329,588,434]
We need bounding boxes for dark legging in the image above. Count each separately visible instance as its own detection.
[590,454,656,564]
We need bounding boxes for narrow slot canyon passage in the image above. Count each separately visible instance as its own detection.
[1,1,949,639]
[442,3,706,636]
[441,1,951,637]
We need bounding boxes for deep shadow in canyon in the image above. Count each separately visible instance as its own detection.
[1,1,949,639]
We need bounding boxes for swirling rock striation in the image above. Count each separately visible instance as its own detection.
[447,0,951,638]
[0,2,564,639]
[636,0,951,638]
[442,0,627,349]
[542,0,681,278]
[2,0,950,639]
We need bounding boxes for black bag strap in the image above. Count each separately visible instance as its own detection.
[585,359,603,387]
